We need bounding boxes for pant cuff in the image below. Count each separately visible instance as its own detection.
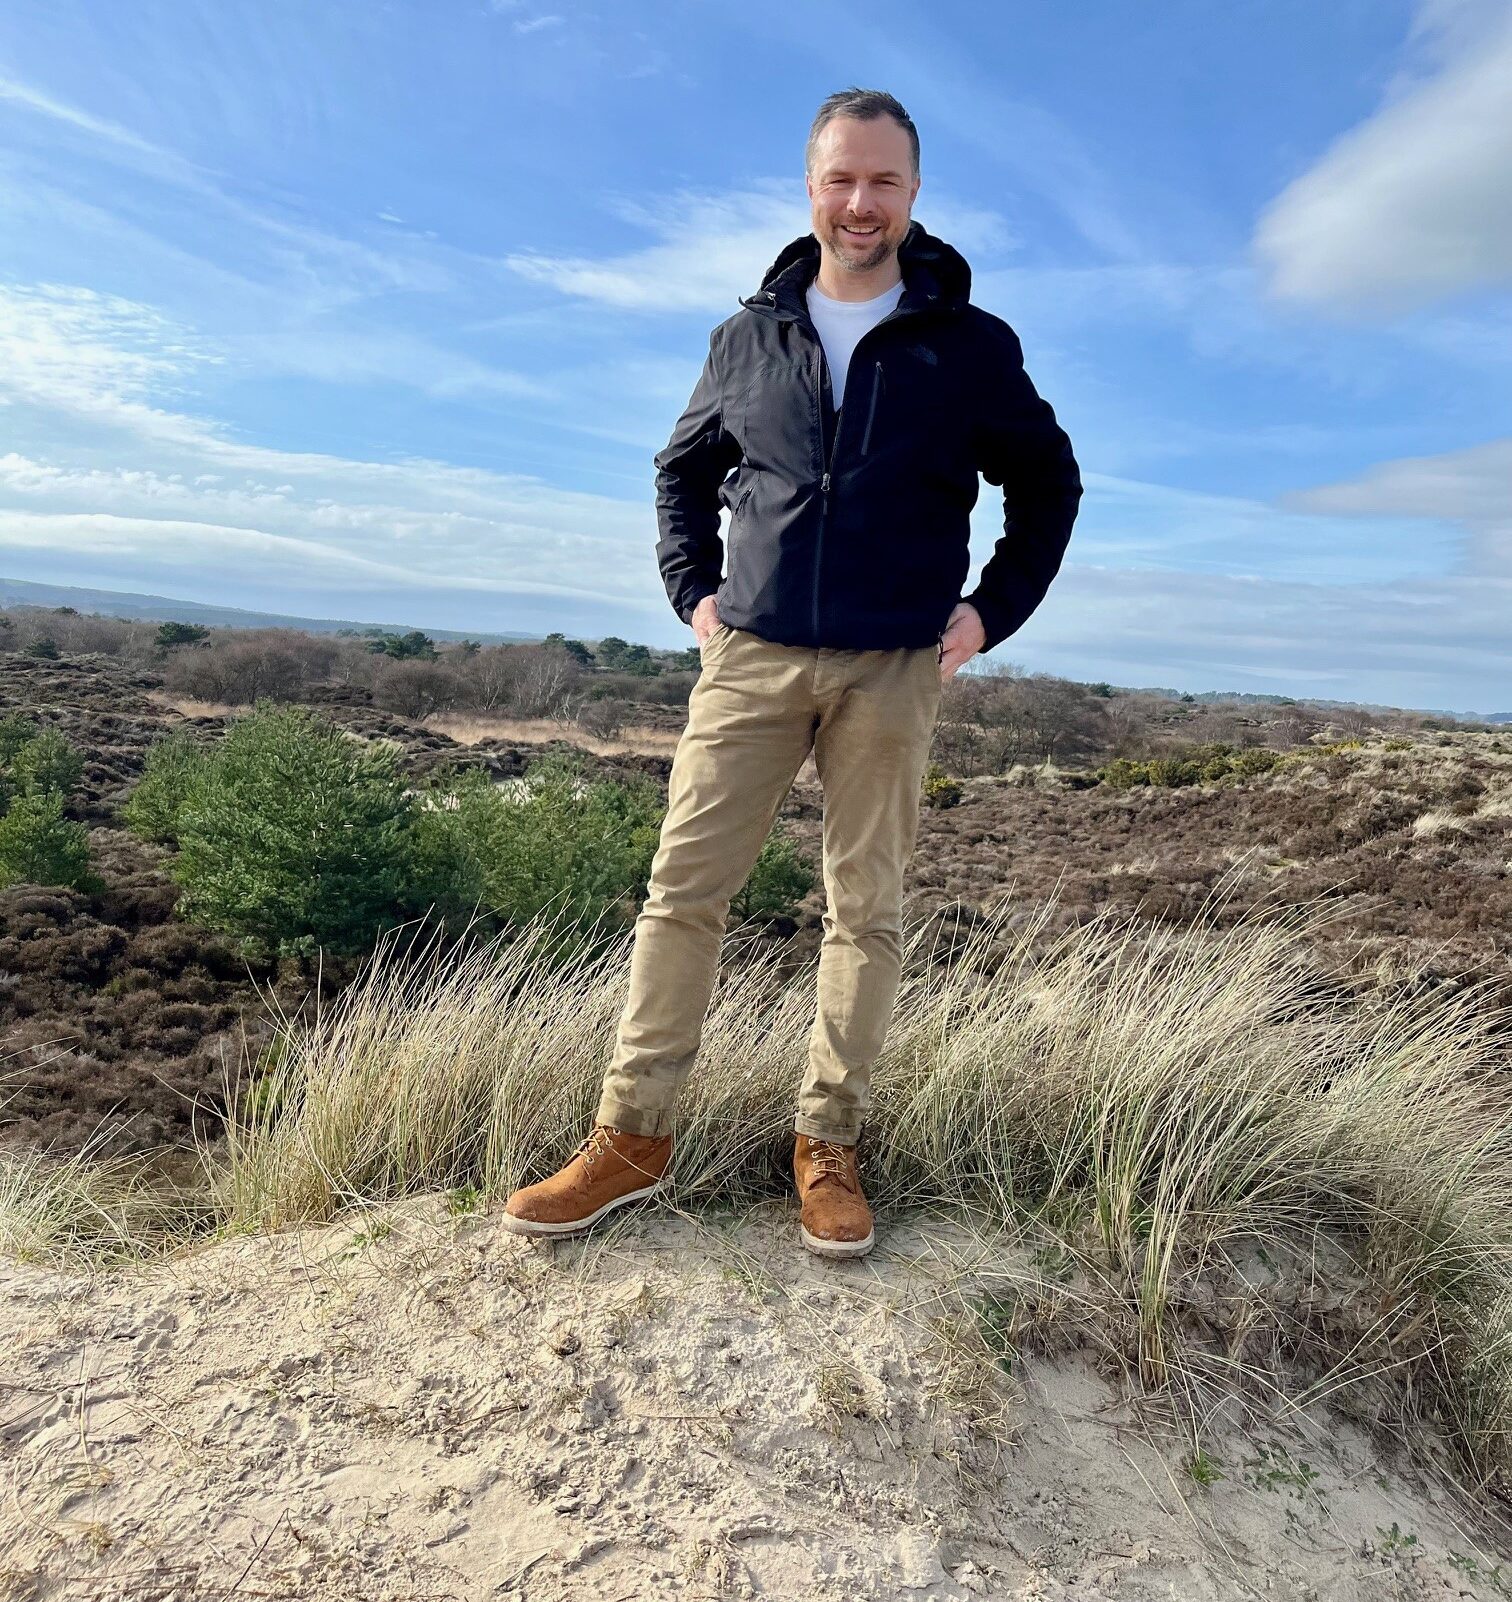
[794,1113,864,1145]
[595,1094,675,1139]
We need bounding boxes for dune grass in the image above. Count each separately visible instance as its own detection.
[5,872,1511,1485]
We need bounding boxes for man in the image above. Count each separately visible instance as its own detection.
[503,87,1081,1258]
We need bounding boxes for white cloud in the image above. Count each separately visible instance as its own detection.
[0,281,550,458]
[0,75,167,159]
[1286,435,1512,582]
[0,280,675,616]
[502,181,1016,314]
[1022,563,1511,713]
[0,72,457,304]
[1254,6,1512,311]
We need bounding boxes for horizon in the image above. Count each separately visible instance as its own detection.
[6,572,1507,722]
[1,1,1509,709]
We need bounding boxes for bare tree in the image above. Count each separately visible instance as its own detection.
[455,641,580,719]
[1017,674,1108,765]
[371,660,467,720]
[162,630,322,704]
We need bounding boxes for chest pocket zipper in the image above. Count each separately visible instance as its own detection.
[859,361,884,456]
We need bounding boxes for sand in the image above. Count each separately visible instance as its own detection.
[2,1196,1509,1601]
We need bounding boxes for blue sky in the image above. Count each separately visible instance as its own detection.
[0,0,1509,712]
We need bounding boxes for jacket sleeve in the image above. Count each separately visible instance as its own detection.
[654,327,743,625]
[962,326,1083,655]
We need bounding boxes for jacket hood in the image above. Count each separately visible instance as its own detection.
[739,218,972,320]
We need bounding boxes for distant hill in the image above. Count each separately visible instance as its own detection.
[2,575,1504,721]
[0,576,542,646]
[1120,685,1505,725]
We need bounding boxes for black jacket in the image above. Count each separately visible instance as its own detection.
[653,219,1082,655]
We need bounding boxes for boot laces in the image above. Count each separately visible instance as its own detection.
[577,1126,612,1167]
[576,1124,666,1179]
[807,1137,854,1182]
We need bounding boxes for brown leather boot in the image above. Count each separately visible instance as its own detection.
[793,1134,875,1259]
[501,1124,672,1237]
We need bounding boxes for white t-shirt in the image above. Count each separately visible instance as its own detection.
[806,277,905,410]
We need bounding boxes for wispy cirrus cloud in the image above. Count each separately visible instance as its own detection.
[0,73,168,159]
[1286,435,1512,582]
[1254,3,1512,312]
[501,180,1016,314]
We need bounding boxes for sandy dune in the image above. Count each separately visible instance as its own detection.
[2,1198,1508,1600]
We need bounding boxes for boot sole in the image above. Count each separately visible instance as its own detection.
[500,1180,662,1238]
[800,1223,875,1259]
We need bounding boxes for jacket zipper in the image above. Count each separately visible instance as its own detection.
[804,302,920,639]
[859,361,883,456]
[816,347,843,636]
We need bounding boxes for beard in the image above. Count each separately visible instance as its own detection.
[824,219,895,271]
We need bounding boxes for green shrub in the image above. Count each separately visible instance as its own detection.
[407,753,817,942]
[729,820,817,920]
[122,730,211,845]
[1097,744,1284,790]
[402,752,664,948]
[9,728,84,799]
[169,701,413,958]
[0,789,97,890]
[367,629,437,661]
[1098,757,1150,790]
[922,763,964,809]
[0,714,37,768]
[156,621,209,649]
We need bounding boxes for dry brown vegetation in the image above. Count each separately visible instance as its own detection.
[0,603,1507,1164]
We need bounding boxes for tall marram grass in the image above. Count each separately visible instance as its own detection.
[5,873,1511,1479]
[210,878,1512,1478]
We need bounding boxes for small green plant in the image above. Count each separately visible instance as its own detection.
[1185,1448,1225,1488]
[0,789,97,890]
[1243,1442,1321,1496]
[165,701,414,958]
[446,1184,482,1217]
[8,728,83,799]
[972,1291,1018,1373]
[403,751,665,955]
[1376,1522,1419,1560]
[1448,1552,1512,1595]
[0,714,37,767]
[729,820,817,921]
[121,730,209,845]
[1029,1240,1075,1283]
[922,763,964,808]
[339,1218,395,1256]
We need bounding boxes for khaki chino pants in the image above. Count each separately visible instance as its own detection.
[595,620,944,1144]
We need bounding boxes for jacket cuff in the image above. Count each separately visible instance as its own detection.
[677,583,719,626]
[961,587,1023,655]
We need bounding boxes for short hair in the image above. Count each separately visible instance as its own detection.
[805,88,920,181]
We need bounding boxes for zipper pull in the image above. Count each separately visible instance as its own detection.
[821,472,831,493]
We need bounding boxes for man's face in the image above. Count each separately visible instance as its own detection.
[806,115,920,275]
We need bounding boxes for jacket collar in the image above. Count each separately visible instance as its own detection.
[738,218,971,323]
